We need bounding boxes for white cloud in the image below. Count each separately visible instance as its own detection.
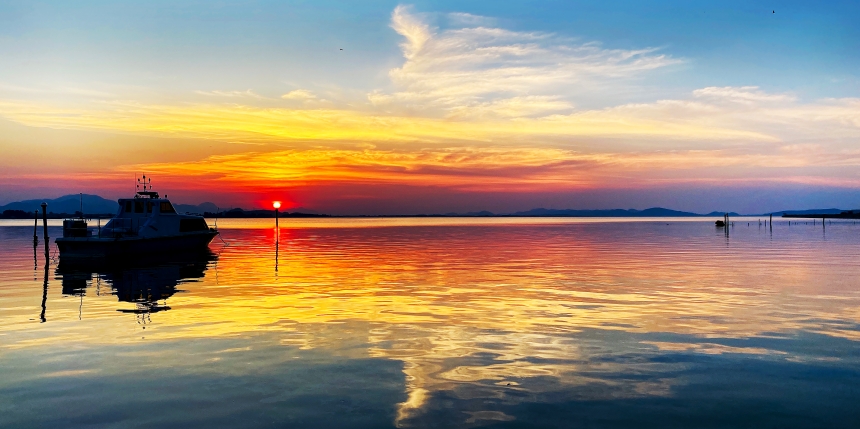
[692,86,796,104]
[447,12,496,27]
[391,5,432,60]
[281,89,317,101]
[376,5,681,119]
[195,89,267,99]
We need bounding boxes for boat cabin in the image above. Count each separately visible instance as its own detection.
[100,190,211,238]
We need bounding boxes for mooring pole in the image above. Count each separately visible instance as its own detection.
[273,201,281,273]
[40,203,48,242]
[41,203,49,259]
[33,210,39,245]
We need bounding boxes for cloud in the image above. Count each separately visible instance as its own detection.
[692,86,797,104]
[447,12,496,27]
[195,89,268,99]
[281,89,317,101]
[391,5,432,60]
[376,5,681,118]
[126,143,860,199]
[0,95,777,145]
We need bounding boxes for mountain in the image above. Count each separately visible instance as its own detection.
[767,208,847,216]
[0,194,118,215]
[1,194,853,218]
[174,202,219,214]
[704,211,742,217]
[290,206,320,215]
[511,207,704,217]
[0,195,222,216]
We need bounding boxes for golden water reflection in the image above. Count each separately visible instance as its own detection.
[2,218,860,427]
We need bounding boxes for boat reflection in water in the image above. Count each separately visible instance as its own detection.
[56,250,217,320]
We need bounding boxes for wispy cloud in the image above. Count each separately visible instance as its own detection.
[371,5,681,118]
[0,94,778,145]
[127,143,860,198]
[281,89,317,101]
[194,89,268,99]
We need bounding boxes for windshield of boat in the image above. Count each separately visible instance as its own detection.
[160,201,176,214]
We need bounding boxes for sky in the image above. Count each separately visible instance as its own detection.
[1,0,859,215]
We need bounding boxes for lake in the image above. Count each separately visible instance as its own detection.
[1,217,859,428]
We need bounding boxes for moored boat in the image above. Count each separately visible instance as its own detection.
[56,177,218,260]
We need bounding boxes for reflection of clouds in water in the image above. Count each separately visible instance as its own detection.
[382,328,685,426]
[3,221,860,427]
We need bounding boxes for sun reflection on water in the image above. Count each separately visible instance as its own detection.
[1,218,860,427]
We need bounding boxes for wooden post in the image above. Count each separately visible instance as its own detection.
[40,203,48,241]
[40,202,49,260]
[275,207,279,230]
[33,210,39,245]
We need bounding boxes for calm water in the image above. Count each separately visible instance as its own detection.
[1,217,859,428]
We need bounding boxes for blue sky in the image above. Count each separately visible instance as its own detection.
[3,0,858,102]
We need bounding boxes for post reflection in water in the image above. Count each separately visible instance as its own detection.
[39,257,48,324]
[2,218,860,428]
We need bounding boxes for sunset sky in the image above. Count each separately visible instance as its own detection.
[1,0,859,214]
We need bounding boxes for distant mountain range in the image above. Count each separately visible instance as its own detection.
[0,194,322,218]
[0,194,854,218]
[0,194,118,215]
[0,194,223,217]
[508,207,738,217]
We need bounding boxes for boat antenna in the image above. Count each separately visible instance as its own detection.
[137,174,152,195]
[79,193,83,219]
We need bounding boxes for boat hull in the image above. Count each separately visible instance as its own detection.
[56,231,218,260]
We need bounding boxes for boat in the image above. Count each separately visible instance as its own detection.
[56,177,218,260]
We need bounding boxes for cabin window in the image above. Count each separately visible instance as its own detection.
[146,202,153,213]
[160,202,177,214]
[135,200,144,213]
[125,201,132,213]
[179,218,208,232]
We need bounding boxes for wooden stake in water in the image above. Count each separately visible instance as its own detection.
[33,210,39,245]
[40,202,49,259]
[40,203,48,242]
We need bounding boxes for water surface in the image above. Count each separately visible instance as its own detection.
[1,217,859,428]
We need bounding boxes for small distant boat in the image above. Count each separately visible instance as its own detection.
[56,177,218,260]
[715,220,726,227]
